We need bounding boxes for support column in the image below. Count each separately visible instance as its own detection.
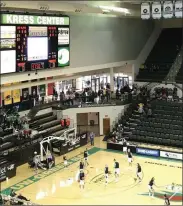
[76,77,82,90]
[110,67,114,92]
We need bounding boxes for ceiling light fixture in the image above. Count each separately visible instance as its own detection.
[102,9,110,13]
[99,6,130,14]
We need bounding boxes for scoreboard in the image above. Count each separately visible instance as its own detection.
[0,13,70,74]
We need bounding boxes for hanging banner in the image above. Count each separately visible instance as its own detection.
[4,90,12,105]
[31,86,38,98]
[141,3,150,19]
[152,2,162,19]
[48,83,54,95]
[163,1,173,18]
[12,89,20,103]
[39,84,46,97]
[175,1,183,18]
[22,88,29,101]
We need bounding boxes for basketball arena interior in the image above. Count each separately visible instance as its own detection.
[0,0,182,205]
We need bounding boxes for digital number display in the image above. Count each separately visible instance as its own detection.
[31,62,45,70]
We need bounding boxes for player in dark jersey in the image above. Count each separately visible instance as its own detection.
[79,170,85,190]
[84,148,89,166]
[136,163,142,182]
[114,159,120,182]
[164,194,170,205]
[63,155,68,169]
[104,164,109,185]
[79,160,84,171]
[127,149,133,166]
[148,177,155,197]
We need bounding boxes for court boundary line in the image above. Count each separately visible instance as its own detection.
[1,146,181,195]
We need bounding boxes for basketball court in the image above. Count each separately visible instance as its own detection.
[1,137,182,205]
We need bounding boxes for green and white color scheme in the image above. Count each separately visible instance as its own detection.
[1,14,69,25]
[58,47,70,67]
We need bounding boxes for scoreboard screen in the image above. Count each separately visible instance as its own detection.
[0,13,70,74]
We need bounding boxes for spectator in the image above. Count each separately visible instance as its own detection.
[147,108,152,118]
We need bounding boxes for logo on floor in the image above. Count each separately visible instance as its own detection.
[138,184,182,202]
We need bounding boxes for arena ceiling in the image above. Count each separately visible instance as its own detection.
[0,0,146,18]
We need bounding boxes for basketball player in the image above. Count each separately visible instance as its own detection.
[114,159,120,182]
[63,155,68,169]
[104,164,109,185]
[127,149,133,166]
[136,163,142,182]
[79,160,84,171]
[148,177,155,197]
[79,170,85,190]
[84,148,89,166]
[33,152,39,174]
[164,194,170,205]
[123,138,127,154]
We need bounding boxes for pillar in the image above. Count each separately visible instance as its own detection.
[110,67,114,92]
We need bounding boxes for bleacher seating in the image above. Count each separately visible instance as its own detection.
[175,63,183,84]
[136,28,182,82]
[125,100,183,148]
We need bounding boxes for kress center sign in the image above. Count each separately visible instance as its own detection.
[1,14,69,25]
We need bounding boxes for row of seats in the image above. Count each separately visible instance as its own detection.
[137,126,183,135]
[141,118,182,126]
[130,135,182,148]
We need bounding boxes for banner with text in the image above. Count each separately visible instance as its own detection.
[175,1,183,18]
[4,90,12,105]
[39,84,46,97]
[22,88,29,101]
[12,89,20,103]
[141,3,150,19]
[136,147,159,157]
[152,2,162,19]
[58,28,69,45]
[163,1,173,19]
[48,83,54,96]
[160,151,182,160]
[31,86,38,98]
[1,14,69,25]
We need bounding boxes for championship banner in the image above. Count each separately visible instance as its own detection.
[141,3,150,19]
[58,28,69,45]
[175,1,183,18]
[48,83,54,95]
[39,84,46,97]
[163,1,173,18]
[31,86,38,98]
[12,89,20,103]
[4,90,12,105]
[22,88,29,101]
[152,2,162,19]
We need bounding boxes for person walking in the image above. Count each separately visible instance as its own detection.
[90,132,95,146]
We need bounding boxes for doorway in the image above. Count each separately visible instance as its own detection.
[103,118,110,135]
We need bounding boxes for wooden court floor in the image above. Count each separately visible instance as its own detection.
[2,137,182,205]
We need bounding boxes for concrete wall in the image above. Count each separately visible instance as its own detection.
[70,15,154,67]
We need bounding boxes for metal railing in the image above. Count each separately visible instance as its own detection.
[165,44,183,83]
